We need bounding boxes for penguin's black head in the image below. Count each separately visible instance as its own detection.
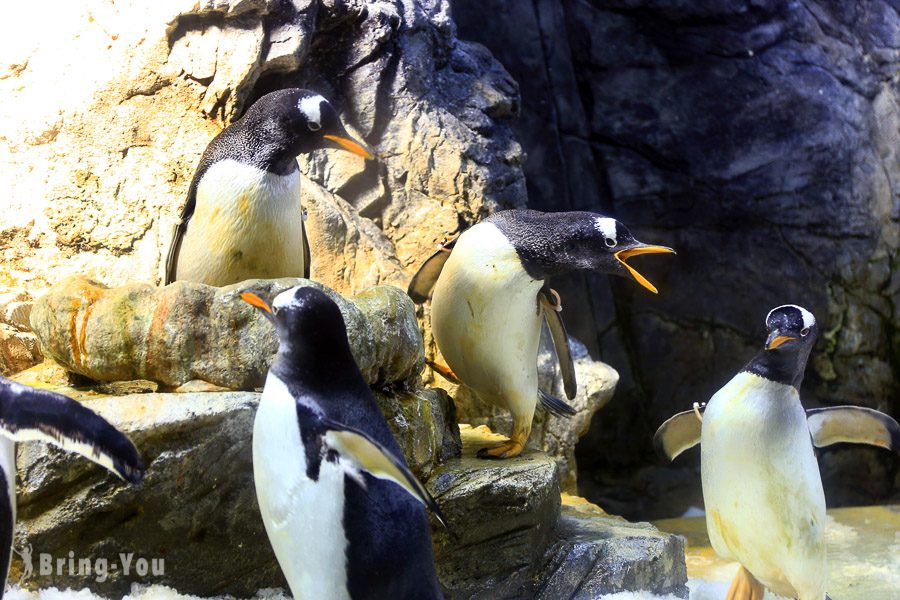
[240,286,352,360]
[244,89,374,163]
[764,304,817,353]
[744,304,817,388]
[486,210,675,293]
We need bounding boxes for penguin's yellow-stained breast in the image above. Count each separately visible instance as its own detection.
[174,159,305,286]
[430,221,544,408]
[701,370,827,599]
[165,88,373,286]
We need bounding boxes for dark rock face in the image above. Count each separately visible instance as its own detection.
[428,426,688,599]
[452,0,900,516]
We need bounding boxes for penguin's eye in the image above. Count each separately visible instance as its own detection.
[604,237,617,248]
[800,327,810,337]
[307,120,322,132]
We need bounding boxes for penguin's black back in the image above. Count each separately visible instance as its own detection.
[270,290,443,599]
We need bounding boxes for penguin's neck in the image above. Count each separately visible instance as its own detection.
[231,115,303,176]
[270,341,364,398]
[741,348,809,390]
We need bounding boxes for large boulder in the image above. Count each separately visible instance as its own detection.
[30,276,423,390]
[429,425,562,599]
[428,425,687,599]
[535,495,688,599]
[452,0,900,512]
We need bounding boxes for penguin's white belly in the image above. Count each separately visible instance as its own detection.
[253,374,350,600]
[431,223,543,417]
[701,372,827,600]
[178,160,305,286]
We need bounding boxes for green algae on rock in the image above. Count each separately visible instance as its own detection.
[29,276,423,389]
[375,386,461,481]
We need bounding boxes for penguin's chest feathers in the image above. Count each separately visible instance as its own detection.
[701,372,826,594]
[253,375,350,599]
[188,160,304,279]
[432,223,544,397]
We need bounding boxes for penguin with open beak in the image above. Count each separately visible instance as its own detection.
[408,209,675,459]
[0,377,144,595]
[165,88,374,287]
[241,286,445,600]
[654,305,900,600]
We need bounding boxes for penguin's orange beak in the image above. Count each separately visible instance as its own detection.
[766,331,796,350]
[240,291,274,322]
[323,134,375,160]
[614,245,676,294]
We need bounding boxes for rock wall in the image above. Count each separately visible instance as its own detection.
[0,0,525,304]
[451,0,900,515]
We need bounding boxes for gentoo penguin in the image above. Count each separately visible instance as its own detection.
[0,376,144,594]
[241,286,445,600]
[408,209,674,459]
[654,305,900,600]
[165,88,373,286]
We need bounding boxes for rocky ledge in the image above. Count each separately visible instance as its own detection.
[9,379,687,598]
[430,425,688,599]
[10,361,460,596]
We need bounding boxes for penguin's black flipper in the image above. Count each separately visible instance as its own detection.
[0,378,145,484]
[165,176,200,285]
[301,219,311,279]
[653,407,704,462]
[0,444,13,594]
[539,286,576,400]
[806,406,900,452]
[407,236,457,303]
[538,390,577,418]
[321,419,450,531]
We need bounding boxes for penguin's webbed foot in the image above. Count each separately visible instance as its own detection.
[726,566,765,600]
[426,360,461,385]
[476,432,526,459]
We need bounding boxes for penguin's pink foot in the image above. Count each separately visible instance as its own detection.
[726,566,765,600]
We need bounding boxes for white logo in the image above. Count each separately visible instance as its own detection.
[16,549,164,584]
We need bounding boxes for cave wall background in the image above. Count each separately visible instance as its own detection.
[451,0,900,518]
[0,0,897,524]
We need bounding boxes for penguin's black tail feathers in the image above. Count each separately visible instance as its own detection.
[539,390,577,418]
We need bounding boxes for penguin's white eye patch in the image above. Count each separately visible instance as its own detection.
[298,95,325,131]
[594,217,618,244]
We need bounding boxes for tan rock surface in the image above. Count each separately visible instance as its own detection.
[0,0,524,299]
